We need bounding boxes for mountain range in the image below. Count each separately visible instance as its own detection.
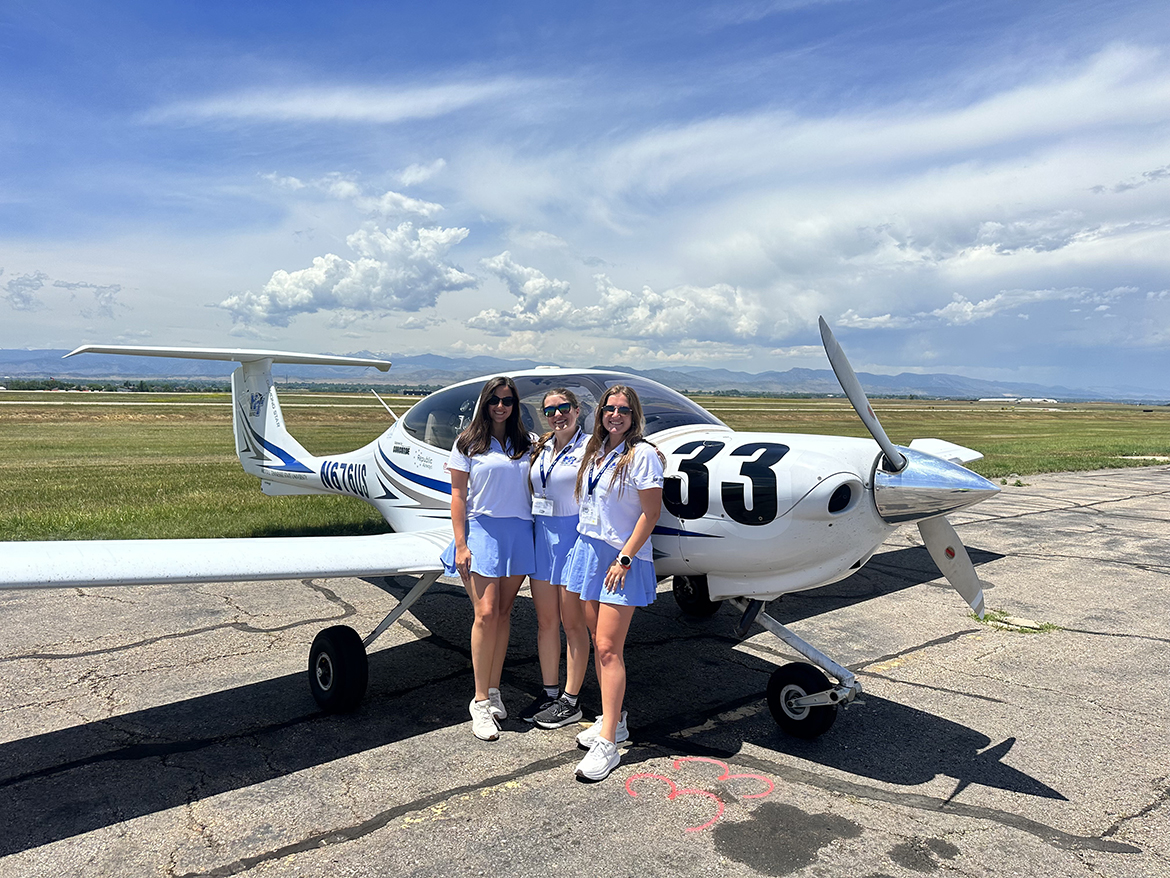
[1,348,1165,403]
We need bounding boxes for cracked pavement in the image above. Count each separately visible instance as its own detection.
[0,466,1166,877]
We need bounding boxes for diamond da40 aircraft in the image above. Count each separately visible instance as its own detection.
[0,319,999,738]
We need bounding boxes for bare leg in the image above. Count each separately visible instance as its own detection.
[488,574,524,689]
[529,578,562,689]
[464,573,513,701]
[559,587,590,696]
[587,601,636,742]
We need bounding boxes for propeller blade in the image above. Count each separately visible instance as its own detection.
[818,317,907,472]
[917,516,986,618]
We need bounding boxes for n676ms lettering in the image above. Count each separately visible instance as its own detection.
[320,460,370,498]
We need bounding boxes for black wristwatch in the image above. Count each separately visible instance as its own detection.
[617,554,633,569]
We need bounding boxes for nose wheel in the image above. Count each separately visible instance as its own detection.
[766,662,838,738]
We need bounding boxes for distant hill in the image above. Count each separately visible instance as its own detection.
[1,348,1165,403]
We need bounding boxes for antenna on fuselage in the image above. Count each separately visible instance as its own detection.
[370,388,399,421]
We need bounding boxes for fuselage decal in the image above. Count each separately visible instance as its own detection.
[236,403,313,473]
[379,446,452,495]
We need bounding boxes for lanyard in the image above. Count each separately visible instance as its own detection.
[586,445,622,496]
[538,429,583,491]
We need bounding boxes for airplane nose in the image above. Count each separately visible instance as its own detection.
[873,447,1000,523]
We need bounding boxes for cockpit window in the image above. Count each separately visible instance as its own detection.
[402,372,723,452]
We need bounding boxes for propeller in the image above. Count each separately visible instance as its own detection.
[818,316,995,619]
[818,316,906,472]
[917,517,987,618]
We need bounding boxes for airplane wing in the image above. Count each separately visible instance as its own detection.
[0,530,450,590]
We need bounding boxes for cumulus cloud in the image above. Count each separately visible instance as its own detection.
[4,271,49,311]
[469,254,785,345]
[1092,163,1170,194]
[219,222,476,326]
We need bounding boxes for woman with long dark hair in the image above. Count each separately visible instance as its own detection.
[440,376,534,741]
[520,388,590,729]
[563,384,663,780]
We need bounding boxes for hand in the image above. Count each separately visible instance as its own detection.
[604,560,627,592]
[455,545,472,584]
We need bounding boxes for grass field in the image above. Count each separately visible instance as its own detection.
[1,390,1166,540]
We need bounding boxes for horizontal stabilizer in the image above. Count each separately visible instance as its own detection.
[64,345,391,371]
[0,530,450,590]
[908,438,984,464]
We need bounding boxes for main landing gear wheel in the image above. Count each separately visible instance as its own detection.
[672,575,722,618]
[309,625,369,713]
[766,662,838,739]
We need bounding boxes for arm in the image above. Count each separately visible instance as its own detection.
[604,486,662,591]
[450,469,472,583]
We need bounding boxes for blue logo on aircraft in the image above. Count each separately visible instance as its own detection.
[249,392,264,417]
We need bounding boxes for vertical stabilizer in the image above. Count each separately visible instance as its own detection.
[231,360,315,478]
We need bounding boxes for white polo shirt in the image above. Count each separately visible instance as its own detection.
[577,441,664,561]
[528,428,587,517]
[447,436,533,521]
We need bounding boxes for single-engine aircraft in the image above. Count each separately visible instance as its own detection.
[0,319,999,738]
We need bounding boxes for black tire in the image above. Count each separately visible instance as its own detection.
[308,625,369,713]
[766,662,837,739]
[672,575,721,617]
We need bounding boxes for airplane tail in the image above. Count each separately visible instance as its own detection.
[231,360,317,480]
[64,344,392,493]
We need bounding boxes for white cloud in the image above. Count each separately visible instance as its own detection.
[4,271,48,311]
[219,222,476,326]
[397,159,447,186]
[54,280,123,319]
[269,172,443,219]
[150,80,527,124]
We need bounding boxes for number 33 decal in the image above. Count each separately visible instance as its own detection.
[663,441,789,525]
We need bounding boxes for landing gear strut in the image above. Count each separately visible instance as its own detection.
[307,571,442,713]
[729,597,863,739]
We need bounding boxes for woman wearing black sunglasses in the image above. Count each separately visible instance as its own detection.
[440,376,534,741]
[563,384,663,781]
[520,388,590,730]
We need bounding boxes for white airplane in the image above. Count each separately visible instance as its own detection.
[0,319,999,738]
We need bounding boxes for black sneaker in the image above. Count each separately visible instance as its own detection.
[534,695,585,729]
[520,693,558,723]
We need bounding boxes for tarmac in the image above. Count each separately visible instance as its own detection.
[0,466,1166,878]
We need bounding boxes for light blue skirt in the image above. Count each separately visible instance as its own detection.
[533,515,580,585]
[441,515,535,579]
[564,534,658,607]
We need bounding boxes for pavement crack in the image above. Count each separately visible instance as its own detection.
[171,749,579,878]
[0,580,357,665]
[1102,777,1170,839]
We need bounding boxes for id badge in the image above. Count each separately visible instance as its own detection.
[579,497,600,526]
[531,496,554,517]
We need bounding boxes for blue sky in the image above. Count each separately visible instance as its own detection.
[2,0,1168,393]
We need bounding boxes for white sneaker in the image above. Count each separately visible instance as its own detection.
[575,710,628,749]
[575,738,620,781]
[470,698,500,741]
[487,687,507,721]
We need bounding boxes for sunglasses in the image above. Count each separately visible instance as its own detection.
[600,404,632,416]
[487,395,515,407]
[542,402,574,417]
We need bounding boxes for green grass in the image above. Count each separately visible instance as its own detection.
[1,391,1166,540]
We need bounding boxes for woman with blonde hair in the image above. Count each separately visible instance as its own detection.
[440,376,534,741]
[562,384,663,781]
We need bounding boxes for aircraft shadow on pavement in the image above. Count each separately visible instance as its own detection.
[0,542,1032,858]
